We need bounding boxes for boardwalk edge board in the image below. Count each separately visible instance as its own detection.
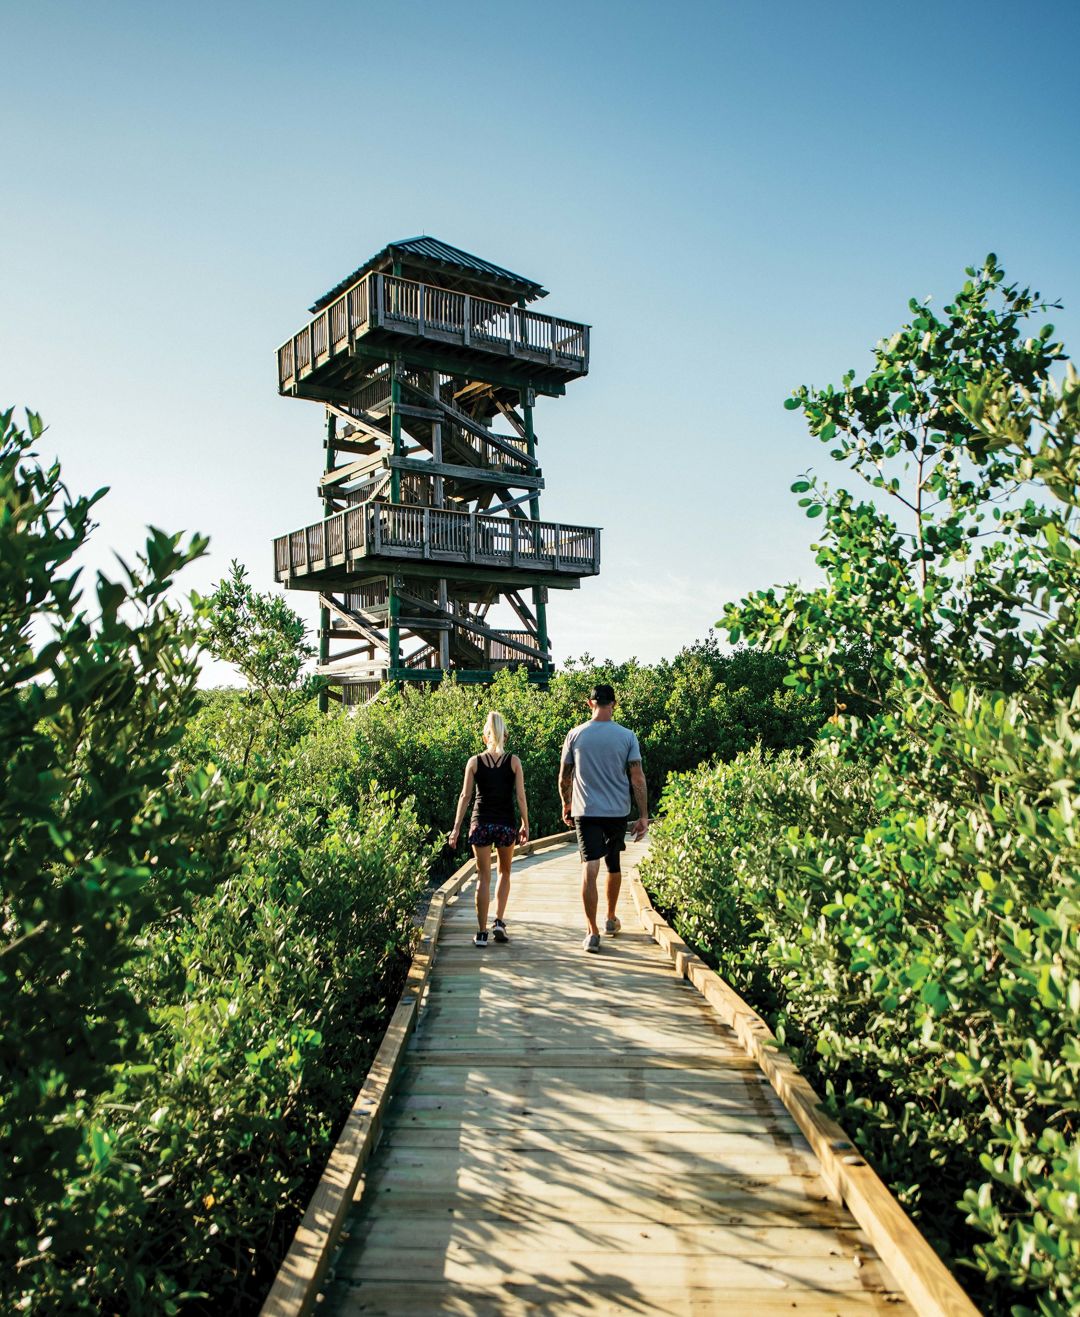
[258,831,575,1317]
[626,868,980,1317]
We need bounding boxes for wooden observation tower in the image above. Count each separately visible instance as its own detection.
[272,237,600,705]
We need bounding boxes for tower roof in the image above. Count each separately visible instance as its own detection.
[309,236,548,313]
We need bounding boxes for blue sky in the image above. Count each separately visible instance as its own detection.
[4,0,1078,669]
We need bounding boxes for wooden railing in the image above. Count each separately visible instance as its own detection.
[333,374,534,476]
[423,286,466,333]
[444,423,530,471]
[344,581,389,612]
[349,374,393,415]
[277,273,589,389]
[486,630,544,666]
[274,504,600,579]
[400,644,441,670]
[340,679,384,707]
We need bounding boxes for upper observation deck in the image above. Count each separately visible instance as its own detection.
[275,237,590,399]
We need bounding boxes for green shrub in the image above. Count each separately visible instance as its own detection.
[649,258,1080,1314]
[0,408,245,1311]
[1,417,432,1313]
[647,697,1080,1316]
[110,789,430,1313]
[645,746,872,1019]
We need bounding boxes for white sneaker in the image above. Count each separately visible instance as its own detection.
[583,933,601,953]
[604,917,621,936]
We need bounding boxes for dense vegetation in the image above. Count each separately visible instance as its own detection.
[0,419,428,1315]
[217,634,837,853]
[645,259,1080,1315]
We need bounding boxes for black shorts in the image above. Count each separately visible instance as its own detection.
[574,817,628,871]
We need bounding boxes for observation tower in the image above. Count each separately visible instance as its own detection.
[272,237,600,705]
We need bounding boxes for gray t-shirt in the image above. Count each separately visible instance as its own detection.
[560,720,642,818]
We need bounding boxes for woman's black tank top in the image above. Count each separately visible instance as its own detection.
[471,753,516,827]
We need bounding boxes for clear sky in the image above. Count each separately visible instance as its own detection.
[4,0,1078,672]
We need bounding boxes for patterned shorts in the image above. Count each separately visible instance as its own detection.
[468,822,518,848]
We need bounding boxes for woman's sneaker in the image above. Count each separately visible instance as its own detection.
[492,918,509,944]
[582,933,601,953]
[473,929,489,947]
[604,917,621,936]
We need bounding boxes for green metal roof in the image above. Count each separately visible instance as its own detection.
[309,236,548,313]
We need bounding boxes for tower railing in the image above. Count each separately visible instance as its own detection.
[486,631,545,666]
[277,272,590,390]
[273,504,600,580]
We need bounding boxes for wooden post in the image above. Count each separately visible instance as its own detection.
[523,383,550,668]
[430,370,451,673]
[388,358,402,675]
[389,360,402,505]
[374,273,385,328]
[318,410,337,713]
[438,580,451,671]
[431,370,445,510]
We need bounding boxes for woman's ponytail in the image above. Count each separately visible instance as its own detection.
[483,710,507,753]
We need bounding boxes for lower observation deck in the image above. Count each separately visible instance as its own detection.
[273,503,601,589]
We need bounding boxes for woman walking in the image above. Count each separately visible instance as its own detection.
[448,712,529,946]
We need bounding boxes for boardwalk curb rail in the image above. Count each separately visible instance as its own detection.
[626,868,981,1317]
[259,831,575,1317]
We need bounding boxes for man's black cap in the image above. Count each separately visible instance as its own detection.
[589,683,616,706]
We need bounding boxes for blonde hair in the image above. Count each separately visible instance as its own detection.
[483,711,507,753]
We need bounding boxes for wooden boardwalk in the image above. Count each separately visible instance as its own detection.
[319,841,917,1316]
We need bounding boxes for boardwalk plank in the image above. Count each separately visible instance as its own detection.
[381,1126,815,1153]
[326,1280,912,1316]
[336,1246,896,1289]
[354,1178,854,1227]
[392,1067,789,1105]
[349,1217,874,1257]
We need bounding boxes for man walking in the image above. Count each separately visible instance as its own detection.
[559,683,648,953]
